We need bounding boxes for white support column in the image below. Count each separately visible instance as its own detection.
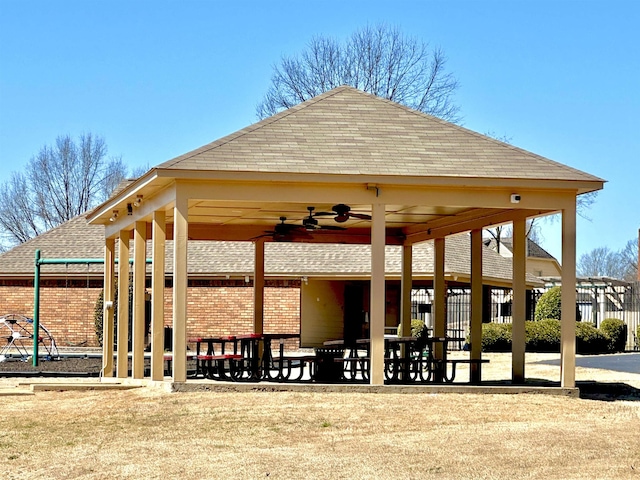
[400,244,413,338]
[433,237,446,381]
[116,233,130,378]
[172,191,188,382]
[254,239,265,335]
[512,218,527,383]
[102,237,115,378]
[132,221,146,379]
[598,287,605,328]
[470,229,483,384]
[370,202,386,385]
[151,210,166,381]
[561,200,577,388]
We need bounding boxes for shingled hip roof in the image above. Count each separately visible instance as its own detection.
[155,86,603,188]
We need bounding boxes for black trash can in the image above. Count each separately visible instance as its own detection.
[314,347,345,383]
[164,327,173,351]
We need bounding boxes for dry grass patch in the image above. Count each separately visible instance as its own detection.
[3,383,640,479]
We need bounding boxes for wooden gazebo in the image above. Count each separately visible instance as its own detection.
[87,86,604,387]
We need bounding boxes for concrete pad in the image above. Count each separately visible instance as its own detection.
[0,387,34,396]
[29,383,142,392]
[169,380,579,397]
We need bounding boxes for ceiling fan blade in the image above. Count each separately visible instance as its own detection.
[317,225,347,231]
[349,213,372,220]
[312,211,335,217]
[250,232,272,241]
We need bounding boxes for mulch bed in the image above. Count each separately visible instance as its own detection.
[0,356,104,376]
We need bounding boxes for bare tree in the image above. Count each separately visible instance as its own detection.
[257,24,460,122]
[577,238,638,280]
[576,192,598,220]
[0,133,132,248]
[619,238,639,281]
[0,171,42,244]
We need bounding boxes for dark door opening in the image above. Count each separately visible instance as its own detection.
[344,284,367,343]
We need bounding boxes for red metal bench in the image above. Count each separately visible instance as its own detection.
[197,353,243,380]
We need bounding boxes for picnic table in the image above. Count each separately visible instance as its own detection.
[321,336,487,384]
[188,335,244,380]
[185,333,488,384]
[261,333,315,382]
[188,333,314,382]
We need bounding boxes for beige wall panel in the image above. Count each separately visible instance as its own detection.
[527,258,562,278]
[300,280,344,348]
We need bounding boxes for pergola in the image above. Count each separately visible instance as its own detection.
[87,86,604,387]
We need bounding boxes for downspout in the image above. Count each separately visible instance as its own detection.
[32,250,41,366]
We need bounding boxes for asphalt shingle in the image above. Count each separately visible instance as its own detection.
[0,215,537,285]
[156,86,602,184]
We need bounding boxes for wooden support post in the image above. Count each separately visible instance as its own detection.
[561,202,577,388]
[434,237,446,382]
[132,221,146,379]
[254,239,265,335]
[470,229,483,384]
[400,244,412,338]
[370,202,386,385]
[151,210,166,381]
[512,218,526,383]
[102,237,115,378]
[172,191,188,382]
[116,233,130,378]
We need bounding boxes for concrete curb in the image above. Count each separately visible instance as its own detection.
[24,382,142,392]
[0,388,34,396]
[169,380,580,397]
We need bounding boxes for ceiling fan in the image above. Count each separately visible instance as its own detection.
[255,217,310,241]
[313,204,372,223]
[302,206,348,231]
[257,211,345,241]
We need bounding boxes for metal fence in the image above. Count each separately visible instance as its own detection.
[411,281,640,351]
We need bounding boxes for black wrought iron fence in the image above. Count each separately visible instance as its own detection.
[410,281,640,351]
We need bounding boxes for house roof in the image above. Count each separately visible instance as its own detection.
[156,86,602,185]
[0,214,540,287]
[485,237,557,260]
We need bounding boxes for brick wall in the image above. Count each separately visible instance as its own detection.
[0,279,301,348]
[0,281,102,347]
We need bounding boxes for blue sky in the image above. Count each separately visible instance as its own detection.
[0,0,638,261]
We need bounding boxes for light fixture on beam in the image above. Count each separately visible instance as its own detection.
[133,195,143,207]
[127,203,133,215]
[109,210,119,222]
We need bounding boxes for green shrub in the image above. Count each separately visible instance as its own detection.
[94,289,105,346]
[525,319,561,352]
[94,288,121,347]
[534,286,582,322]
[480,319,615,354]
[481,323,512,352]
[397,319,429,337]
[576,322,610,354]
[397,319,431,349]
[412,319,428,338]
[600,318,627,352]
[535,287,562,321]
